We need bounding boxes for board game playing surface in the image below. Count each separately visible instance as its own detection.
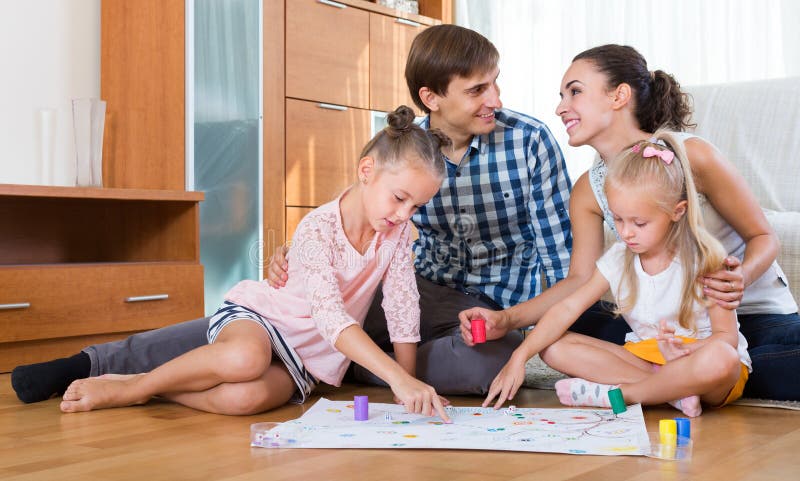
[251,398,651,456]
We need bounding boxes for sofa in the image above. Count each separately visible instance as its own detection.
[686,76,800,303]
[524,76,800,389]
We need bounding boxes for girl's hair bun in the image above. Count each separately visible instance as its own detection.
[385,105,417,138]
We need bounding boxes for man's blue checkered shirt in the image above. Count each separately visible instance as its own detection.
[413,109,572,308]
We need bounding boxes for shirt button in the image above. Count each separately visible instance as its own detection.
[460,208,466,213]
[456,172,461,177]
[504,193,510,198]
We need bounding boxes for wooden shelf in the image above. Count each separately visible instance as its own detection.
[0,184,203,202]
[337,0,448,25]
[0,183,204,371]
[0,184,202,266]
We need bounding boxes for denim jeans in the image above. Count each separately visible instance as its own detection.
[738,312,800,401]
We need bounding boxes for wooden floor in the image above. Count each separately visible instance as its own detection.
[1,374,799,480]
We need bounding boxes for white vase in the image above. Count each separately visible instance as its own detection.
[38,109,57,185]
[72,98,106,187]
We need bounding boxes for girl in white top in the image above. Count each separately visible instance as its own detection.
[482,131,751,417]
[59,106,452,422]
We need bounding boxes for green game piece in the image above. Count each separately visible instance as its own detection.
[608,388,627,415]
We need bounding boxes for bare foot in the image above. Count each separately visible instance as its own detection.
[668,396,702,417]
[60,377,149,413]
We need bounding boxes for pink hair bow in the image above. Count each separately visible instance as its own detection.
[642,146,674,164]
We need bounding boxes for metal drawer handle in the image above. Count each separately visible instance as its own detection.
[318,103,348,111]
[317,0,346,9]
[125,294,169,303]
[395,18,421,27]
[0,302,30,310]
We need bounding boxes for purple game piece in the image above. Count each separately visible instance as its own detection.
[354,395,369,421]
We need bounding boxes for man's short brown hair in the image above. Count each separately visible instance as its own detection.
[405,25,499,114]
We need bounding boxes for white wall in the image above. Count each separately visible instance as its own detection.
[0,0,100,186]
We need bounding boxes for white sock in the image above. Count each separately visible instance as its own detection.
[555,378,616,408]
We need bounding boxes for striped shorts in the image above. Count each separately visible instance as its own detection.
[207,301,317,404]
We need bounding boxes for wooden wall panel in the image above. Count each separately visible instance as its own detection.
[264,0,287,251]
[101,0,185,190]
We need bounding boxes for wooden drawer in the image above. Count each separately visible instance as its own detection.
[286,0,369,109]
[369,13,425,114]
[0,263,203,342]
[286,98,371,206]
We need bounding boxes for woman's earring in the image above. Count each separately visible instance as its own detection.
[360,177,367,184]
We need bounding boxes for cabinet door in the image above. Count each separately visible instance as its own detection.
[370,13,425,114]
[287,0,369,109]
[286,207,315,242]
[285,99,371,207]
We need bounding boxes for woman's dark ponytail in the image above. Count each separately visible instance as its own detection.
[574,45,695,132]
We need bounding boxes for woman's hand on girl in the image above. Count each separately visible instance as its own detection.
[699,256,744,309]
[458,308,510,346]
[390,377,452,423]
[482,352,528,410]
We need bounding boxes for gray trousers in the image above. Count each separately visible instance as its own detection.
[84,274,523,395]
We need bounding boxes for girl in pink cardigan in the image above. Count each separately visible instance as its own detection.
[60,106,452,422]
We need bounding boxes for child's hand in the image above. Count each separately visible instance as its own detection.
[656,319,690,361]
[265,244,290,288]
[482,352,527,410]
[390,377,451,423]
[698,255,744,310]
[394,394,450,408]
[458,308,510,346]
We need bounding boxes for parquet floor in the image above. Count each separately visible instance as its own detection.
[1,373,799,480]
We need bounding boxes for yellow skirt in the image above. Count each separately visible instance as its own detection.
[623,338,749,407]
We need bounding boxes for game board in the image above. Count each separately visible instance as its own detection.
[251,398,651,456]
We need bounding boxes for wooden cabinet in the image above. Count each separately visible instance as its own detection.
[0,2,203,372]
[101,0,185,190]
[286,207,316,241]
[369,12,426,113]
[286,99,372,207]
[286,0,370,109]
[0,185,204,372]
[266,0,448,245]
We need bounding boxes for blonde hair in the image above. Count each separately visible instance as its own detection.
[604,130,726,331]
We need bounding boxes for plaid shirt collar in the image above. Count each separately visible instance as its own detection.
[412,109,573,308]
